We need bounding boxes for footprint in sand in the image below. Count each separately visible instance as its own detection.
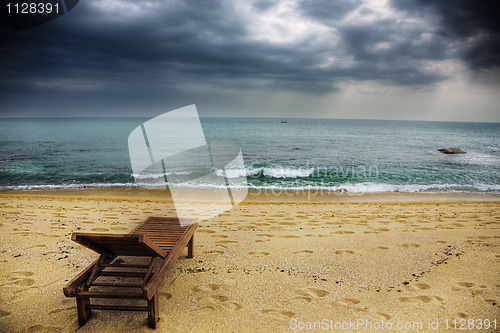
[333,298,360,306]
[159,292,172,300]
[0,309,11,318]
[373,246,389,250]
[402,243,421,248]
[334,250,355,254]
[48,306,75,315]
[27,245,47,250]
[260,309,295,319]
[331,298,372,315]
[2,271,36,288]
[91,228,109,232]
[257,234,274,238]
[110,226,128,231]
[295,288,329,302]
[192,284,221,293]
[374,228,391,232]
[25,325,62,332]
[279,235,301,239]
[194,291,242,311]
[248,251,270,257]
[414,296,437,303]
[281,220,299,225]
[203,249,225,254]
[397,296,444,304]
[331,231,355,234]
[293,250,314,254]
[415,283,431,290]
[240,225,257,230]
[198,229,217,234]
[212,234,229,238]
[452,282,484,296]
[483,298,497,306]
[477,236,491,240]
[211,295,228,302]
[376,312,392,320]
[253,222,271,226]
[13,278,35,287]
[222,302,242,311]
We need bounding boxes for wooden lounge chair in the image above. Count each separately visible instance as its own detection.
[63,216,197,329]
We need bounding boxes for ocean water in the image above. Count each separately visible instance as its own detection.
[0,117,499,193]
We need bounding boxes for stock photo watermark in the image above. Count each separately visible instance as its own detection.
[289,317,498,331]
[247,164,380,198]
[128,104,248,224]
[128,105,385,221]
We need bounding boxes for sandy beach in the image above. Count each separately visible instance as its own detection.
[0,189,499,332]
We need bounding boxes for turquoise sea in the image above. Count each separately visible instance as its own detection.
[0,117,499,193]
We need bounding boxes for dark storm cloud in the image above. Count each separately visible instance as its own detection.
[391,0,500,70]
[251,0,278,12]
[0,0,340,109]
[299,0,362,22]
[0,0,498,117]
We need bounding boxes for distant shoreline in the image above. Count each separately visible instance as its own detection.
[1,187,499,203]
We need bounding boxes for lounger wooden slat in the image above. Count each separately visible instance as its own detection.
[77,291,145,299]
[98,271,146,278]
[89,305,149,311]
[91,282,143,288]
[100,263,150,268]
[71,233,168,258]
[63,216,197,329]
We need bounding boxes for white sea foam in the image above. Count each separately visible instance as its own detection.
[133,171,191,180]
[2,182,500,193]
[0,183,137,190]
[262,167,314,178]
[214,167,314,179]
[215,168,248,178]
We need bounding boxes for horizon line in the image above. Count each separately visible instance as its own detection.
[0,114,499,124]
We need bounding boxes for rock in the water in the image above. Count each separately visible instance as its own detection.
[437,148,466,154]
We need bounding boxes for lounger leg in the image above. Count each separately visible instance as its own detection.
[76,289,91,326]
[187,235,194,258]
[147,294,159,329]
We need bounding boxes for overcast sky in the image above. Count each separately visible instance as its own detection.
[1,0,499,121]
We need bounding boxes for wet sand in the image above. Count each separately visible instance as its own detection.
[0,189,499,332]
